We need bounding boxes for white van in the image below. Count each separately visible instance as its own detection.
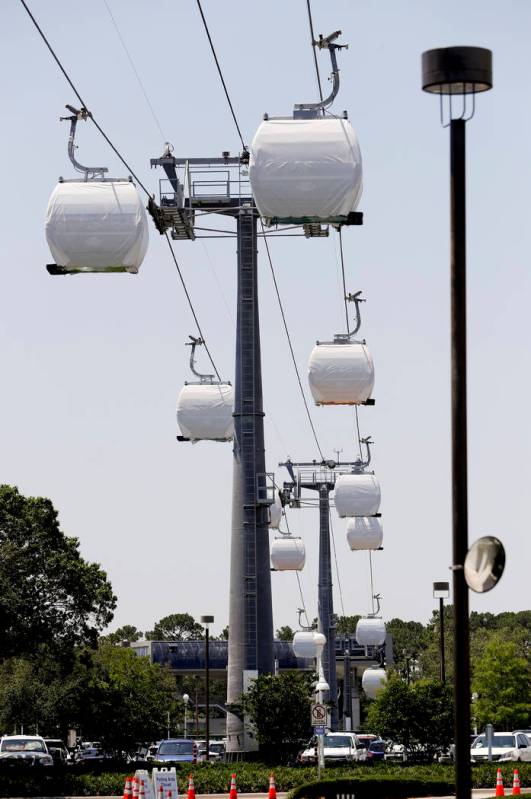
[300,732,366,764]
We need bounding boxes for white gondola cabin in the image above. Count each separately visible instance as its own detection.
[249,31,362,226]
[355,617,386,647]
[176,383,234,443]
[176,336,234,443]
[362,667,387,699]
[46,106,149,275]
[346,517,383,551]
[270,535,306,571]
[292,630,326,659]
[335,473,381,518]
[250,118,362,225]
[308,292,374,406]
[308,342,374,405]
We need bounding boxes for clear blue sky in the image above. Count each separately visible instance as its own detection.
[1,0,530,637]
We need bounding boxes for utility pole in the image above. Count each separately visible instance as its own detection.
[150,152,274,754]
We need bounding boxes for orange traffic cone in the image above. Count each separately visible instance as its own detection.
[167,791,173,799]
[496,768,505,797]
[188,774,196,799]
[512,769,521,796]
[229,773,238,799]
[132,778,139,799]
[268,773,277,799]
[158,785,164,799]
[123,777,133,799]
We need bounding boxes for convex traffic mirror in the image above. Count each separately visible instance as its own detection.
[464,536,505,593]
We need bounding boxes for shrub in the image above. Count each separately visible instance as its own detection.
[0,761,529,796]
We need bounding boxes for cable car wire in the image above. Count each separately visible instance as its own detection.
[165,233,222,382]
[329,511,346,617]
[305,0,324,103]
[102,0,167,142]
[338,228,351,336]
[19,0,152,199]
[19,0,223,381]
[282,509,311,628]
[195,0,246,151]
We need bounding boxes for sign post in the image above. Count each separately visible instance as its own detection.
[311,703,327,778]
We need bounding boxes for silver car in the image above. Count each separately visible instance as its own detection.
[471,732,531,763]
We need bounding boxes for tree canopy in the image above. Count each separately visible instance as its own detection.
[239,671,315,762]
[472,635,531,730]
[0,643,178,750]
[104,625,144,645]
[145,613,204,641]
[366,674,453,757]
[0,485,116,659]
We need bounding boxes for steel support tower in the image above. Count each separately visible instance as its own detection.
[149,153,274,754]
[280,458,361,731]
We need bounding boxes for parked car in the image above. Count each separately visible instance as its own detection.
[366,739,387,762]
[155,739,197,763]
[299,732,366,764]
[356,734,379,750]
[0,736,54,767]
[43,739,71,765]
[145,743,160,762]
[384,742,406,762]
[74,743,109,764]
[196,740,225,762]
[471,733,531,763]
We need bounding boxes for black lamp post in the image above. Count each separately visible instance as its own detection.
[433,581,450,685]
[200,615,214,761]
[422,46,493,799]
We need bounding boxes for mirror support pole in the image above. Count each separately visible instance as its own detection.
[450,117,472,799]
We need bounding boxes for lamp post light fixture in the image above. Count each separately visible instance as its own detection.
[200,615,214,761]
[433,582,450,685]
[422,46,493,799]
[182,693,190,738]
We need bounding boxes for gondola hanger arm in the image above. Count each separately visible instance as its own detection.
[60,104,108,180]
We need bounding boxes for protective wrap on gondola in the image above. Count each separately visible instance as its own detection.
[176,383,234,442]
[249,118,362,221]
[308,343,374,405]
[45,180,149,273]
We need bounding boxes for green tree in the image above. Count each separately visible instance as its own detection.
[217,626,229,640]
[473,635,531,730]
[0,485,116,659]
[276,625,295,641]
[0,644,179,751]
[366,674,453,756]
[145,613,204,641]
[366,673,415,749]
[387,618,429,678]
[239,671,315,762]
[104,625,143,645]
[78,643,179,750]
[410,679,454,757]
[336,615,361,636]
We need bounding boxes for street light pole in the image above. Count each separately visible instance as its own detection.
[422,46,493,799]
[433,582,450,685]
[439,596,446,685]
[182,693,190,738]
[201,615,214,761]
